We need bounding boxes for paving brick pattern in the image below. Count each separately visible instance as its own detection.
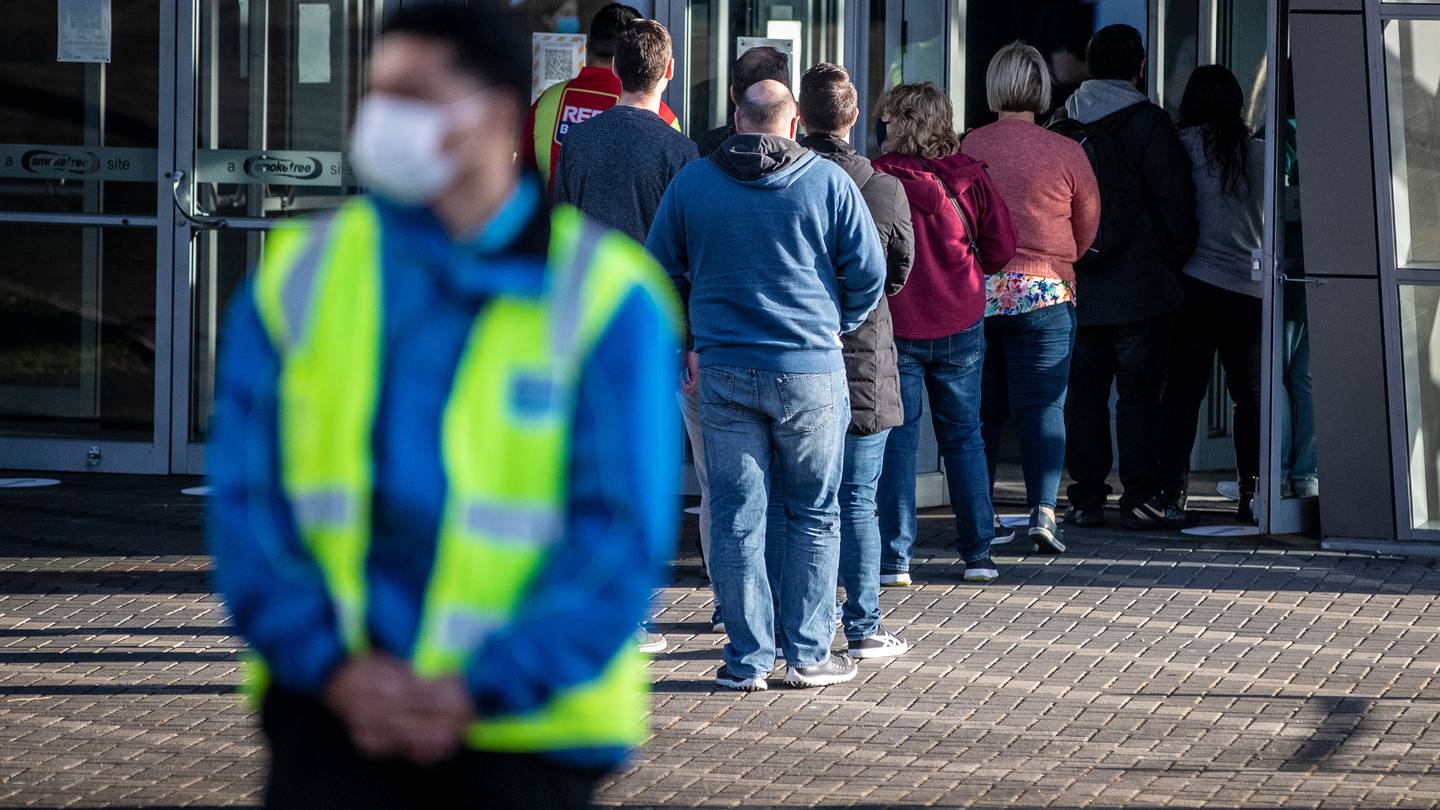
[2,475,1440,807]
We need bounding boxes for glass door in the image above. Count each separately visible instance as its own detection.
[1257,0,1318,534]
[676,0,843,137]
[0,0,174,473]
[171,0,383,473]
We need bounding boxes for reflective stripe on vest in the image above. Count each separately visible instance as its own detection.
[250,199,678,753]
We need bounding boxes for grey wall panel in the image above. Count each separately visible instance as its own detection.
[1292,12,1380,277]
[1307,277,1397,541]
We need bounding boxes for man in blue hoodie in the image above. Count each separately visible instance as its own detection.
[647,79,886,692]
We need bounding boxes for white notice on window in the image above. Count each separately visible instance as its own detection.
[57,0,111,64]
[297,4,332,84]
[532,33,586,102]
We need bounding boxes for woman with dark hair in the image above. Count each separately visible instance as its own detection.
[1158,64,1268,523]
[872,82,1018,585]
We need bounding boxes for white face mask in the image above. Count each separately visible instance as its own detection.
[349,93,481,205]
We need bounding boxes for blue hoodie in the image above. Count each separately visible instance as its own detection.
[646,133,886,373]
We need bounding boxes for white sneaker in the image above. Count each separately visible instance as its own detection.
[636,630,667,653]
[879,572,912,587]
[847,626,910,659]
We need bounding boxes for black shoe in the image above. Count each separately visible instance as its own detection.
[1029,510,1066,554]
[1064,504,1105,528]
[1236,478,1257,524]
[1121,497,1184,531]
[1236,494,1256,525]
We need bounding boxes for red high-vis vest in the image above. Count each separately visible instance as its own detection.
[521,66,680,194]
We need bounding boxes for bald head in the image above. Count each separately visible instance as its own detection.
[735,79,798,137]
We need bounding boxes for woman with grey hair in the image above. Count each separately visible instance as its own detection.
[963,42,1101,554]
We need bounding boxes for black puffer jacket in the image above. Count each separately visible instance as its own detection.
[799,134,915,435]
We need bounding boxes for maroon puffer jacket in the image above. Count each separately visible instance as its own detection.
[873,151,1017,340]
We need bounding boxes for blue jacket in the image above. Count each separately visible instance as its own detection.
[207,179,680,769]
[645,133,886,373]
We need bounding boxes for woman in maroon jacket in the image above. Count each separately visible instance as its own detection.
[873,82,1018,586]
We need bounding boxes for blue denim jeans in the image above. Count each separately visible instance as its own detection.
[766,429,890,642]
[877,320,994,574]
[980,303,1076,510]
[700,365,848,678]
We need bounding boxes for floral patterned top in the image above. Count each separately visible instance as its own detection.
[985,272,1075,318]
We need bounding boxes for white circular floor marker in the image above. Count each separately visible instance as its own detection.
[1182,524,1261,537]
[181,486,213,496]
[0,478,60,489]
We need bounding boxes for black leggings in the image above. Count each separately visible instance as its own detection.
[1158,276,1262,500]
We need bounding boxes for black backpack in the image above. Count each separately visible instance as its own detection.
[1047,103,1147,264]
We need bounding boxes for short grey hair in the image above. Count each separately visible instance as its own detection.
[986,41,1052,115]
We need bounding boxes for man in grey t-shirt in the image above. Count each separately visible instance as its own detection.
[554,18,703,654]
[553,19,697,244]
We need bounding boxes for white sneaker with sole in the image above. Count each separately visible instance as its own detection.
[847,626,910,659]
[636,630,667,653]
[879,572,912,587]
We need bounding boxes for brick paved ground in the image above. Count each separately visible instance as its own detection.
[2,474,1439,807]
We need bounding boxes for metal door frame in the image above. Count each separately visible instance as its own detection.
[0,0,178,474]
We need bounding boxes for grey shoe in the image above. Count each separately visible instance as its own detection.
[783,652,859,688]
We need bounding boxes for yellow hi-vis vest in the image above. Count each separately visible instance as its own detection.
[248,198,678,753]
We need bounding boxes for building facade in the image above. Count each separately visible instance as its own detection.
[0,0,1433,551]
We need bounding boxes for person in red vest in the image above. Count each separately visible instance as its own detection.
[521,3,680,193]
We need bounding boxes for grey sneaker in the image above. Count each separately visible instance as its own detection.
[714,665,767,692]
[783,652,859,688]
[847,626,909,659]
[636,630,667,654]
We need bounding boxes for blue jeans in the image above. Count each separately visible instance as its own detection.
[877,320,994,574]
[981,303,1076,509]
[701,365,848,678]
[765,429,890,642]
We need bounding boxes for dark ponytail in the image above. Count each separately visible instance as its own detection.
[1179,65,1253,199]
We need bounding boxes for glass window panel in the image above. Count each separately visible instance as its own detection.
[1399,284,1440,529]
[0,223,155,441]
[866,1,947,154]
[686,1,841,137]
[0,1,159,214]
[1384,19,1440,269]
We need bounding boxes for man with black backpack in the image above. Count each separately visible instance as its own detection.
[1050,24,1198,531]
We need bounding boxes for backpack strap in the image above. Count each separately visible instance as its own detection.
[917,158,981,260]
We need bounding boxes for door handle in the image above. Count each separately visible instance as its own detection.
[169,170,228,229]
[1279,273,1326,286]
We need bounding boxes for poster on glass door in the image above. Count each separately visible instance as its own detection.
[57,0,111,64]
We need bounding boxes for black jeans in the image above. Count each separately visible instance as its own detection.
[1158,276,1263,499]
[261,689,606,810]
[1064,315,1172,511]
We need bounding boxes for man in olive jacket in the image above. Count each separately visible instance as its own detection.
[782,63,915,659]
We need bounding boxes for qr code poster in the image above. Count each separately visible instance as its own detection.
[532,33,587,102]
